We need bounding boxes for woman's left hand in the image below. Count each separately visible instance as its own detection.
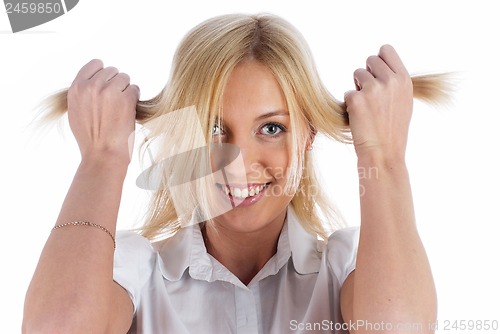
[344,44,413,164]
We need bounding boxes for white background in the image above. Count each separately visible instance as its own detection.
[1,0,499,332]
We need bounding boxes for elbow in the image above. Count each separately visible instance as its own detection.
[22,318,64,334]
[23,294,111,334]
[350,311,437,334]
[22,320,69,334]
[22,315,108,334]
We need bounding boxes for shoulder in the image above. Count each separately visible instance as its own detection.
[113,231,157,311]
[325,226,360,285]
[114,230,156,265]
[326,226,360,253]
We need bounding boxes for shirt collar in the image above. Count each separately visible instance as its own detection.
[286,206,324,274]
[154,205,324,282]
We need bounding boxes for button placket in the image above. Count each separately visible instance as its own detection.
[235,286,259,334]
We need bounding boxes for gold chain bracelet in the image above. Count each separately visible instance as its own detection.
[52,221,116,249]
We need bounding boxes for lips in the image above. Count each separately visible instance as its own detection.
[216,182,272,199]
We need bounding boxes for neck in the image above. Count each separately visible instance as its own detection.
[202,210,287,285]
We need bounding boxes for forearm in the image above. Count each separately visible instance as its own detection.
[352,156,436,333]
[23,157,128,333]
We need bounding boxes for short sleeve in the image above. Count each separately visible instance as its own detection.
[113,230,157,314]
[326,226,360,286]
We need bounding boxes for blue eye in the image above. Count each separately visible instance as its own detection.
[213,123,224,135]
[213,122,285,138]
[260,122,286,137]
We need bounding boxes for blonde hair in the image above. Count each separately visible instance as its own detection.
[37,13,452,240]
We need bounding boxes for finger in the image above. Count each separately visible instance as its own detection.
[353,68,375,90]
[90,66,120,82]
[344,89,356,103]
[366,55,392,81]
[74,59,103,82]
[108,72,131,92]
[378,44,408,75]
[126,84,141,100]
[343,89,361,110]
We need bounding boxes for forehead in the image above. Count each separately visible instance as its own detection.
[221,60,287,122]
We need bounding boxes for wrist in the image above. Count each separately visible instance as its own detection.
[81,148,130,166]
[355,144,405,166]
[357,153,408,176]
[78,155,129,178]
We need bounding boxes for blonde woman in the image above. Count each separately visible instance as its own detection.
[23,13,448,334]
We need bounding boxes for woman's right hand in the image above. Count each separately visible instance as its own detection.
[67,59,140,165]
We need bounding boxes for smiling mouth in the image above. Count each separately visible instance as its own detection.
[215,182,272,199]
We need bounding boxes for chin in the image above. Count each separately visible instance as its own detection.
[214,197,290,234]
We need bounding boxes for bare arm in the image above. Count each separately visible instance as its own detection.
[23,59,140,334]
[340,45,436,333]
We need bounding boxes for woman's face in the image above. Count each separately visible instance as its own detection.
[210,59,297,232]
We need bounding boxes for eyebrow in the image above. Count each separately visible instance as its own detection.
[214,110,289,126]
[254,110,290,122]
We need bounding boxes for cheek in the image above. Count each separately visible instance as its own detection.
[261,133,294,181]
[261,147,289,183]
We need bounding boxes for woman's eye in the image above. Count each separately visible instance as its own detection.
[260,122,285,137]
[213,124,224,135]
[213,122,285,138]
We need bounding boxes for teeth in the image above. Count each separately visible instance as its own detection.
[222,183,268,199]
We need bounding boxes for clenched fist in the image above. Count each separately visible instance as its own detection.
[344,44,413,164]
[67,59,140,165]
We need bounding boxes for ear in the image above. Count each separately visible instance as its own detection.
[306,125,317,150]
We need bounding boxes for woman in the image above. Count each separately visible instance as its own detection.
[23,13,448,333]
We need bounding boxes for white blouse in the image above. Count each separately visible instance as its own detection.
[113,206,359,334]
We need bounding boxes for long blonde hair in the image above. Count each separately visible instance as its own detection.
[37,13,451,240]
